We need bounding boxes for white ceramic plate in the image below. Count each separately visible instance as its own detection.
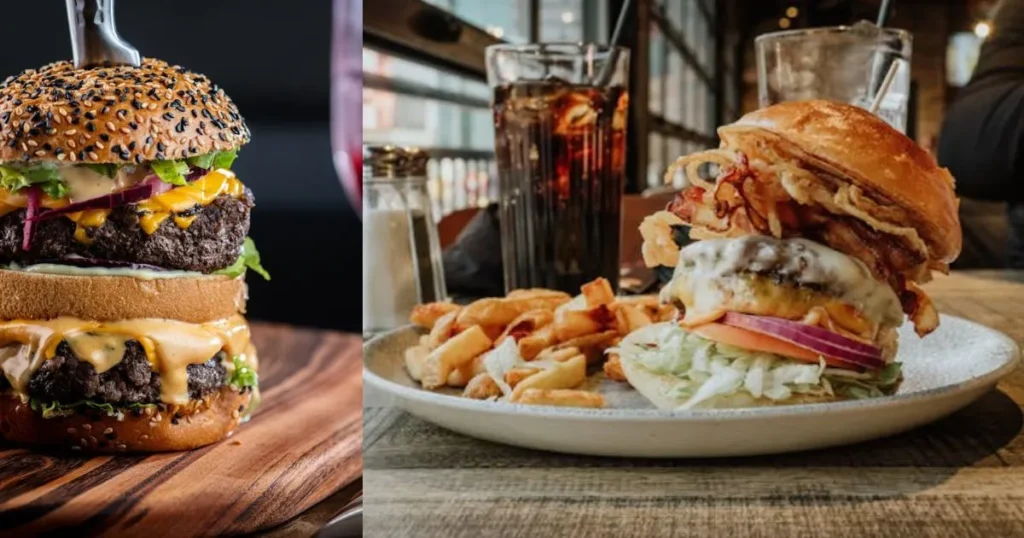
[363,315,1020,457]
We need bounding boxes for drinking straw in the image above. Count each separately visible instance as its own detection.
[595,0,632,86]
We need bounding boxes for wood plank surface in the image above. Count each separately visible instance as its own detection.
[364,271,1024,538]
[0,322,363,537]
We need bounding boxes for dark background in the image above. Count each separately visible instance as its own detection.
[0,1,361,331]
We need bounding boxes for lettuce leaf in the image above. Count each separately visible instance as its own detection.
[229,355,259,389]
[0,163,69,199]
[81,163,122,178]
[215,237,270,280]
[187,149,238,170]
[150,160,190,186]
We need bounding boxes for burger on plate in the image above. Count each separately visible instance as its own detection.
[0,58,269,451]
[622,100,960,410]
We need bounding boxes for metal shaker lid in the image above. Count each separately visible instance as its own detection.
[363,146,430,179]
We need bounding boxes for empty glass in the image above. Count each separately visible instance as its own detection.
[756,24,912,132]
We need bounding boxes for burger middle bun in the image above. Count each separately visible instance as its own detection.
[719,100,961,264]
[0,269,246,322]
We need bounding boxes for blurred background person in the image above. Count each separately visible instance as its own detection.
[0,1,361,331]
[939,0,1024,268]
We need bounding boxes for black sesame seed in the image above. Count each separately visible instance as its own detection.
[161,112,174,121]
[111,144,121,153]
[84,111,96,120]
[156,141,165,151]
[42,143,52,150]
[129,121,138,130]
[86,122,95,132]
[28,128,39,136]
[84,144,95,152]
[54,147,63,154]
[171,417,179,425]
[128,141,136,151]
[99,133,110,142]
[175,119,187,133]
[135,154,144,164]
[145,135,153,145]
[237,405,244,413]
[155,152,165,160]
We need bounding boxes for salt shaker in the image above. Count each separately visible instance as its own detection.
[362,146,447,335]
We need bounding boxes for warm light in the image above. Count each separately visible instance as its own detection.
[779,18,791,29]
[561,11,575,24]
[974,21,991,39]
[486,25,505,38]
[785,6,798,18]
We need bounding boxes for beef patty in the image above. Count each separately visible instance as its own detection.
[0,191,253,273]
[28,340,227,405]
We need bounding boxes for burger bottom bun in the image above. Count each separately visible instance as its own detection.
[0,386,252,452]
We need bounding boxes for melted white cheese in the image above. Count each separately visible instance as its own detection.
[667,236,904,327]
[6,263,202,280]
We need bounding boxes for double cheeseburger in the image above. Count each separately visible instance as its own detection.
[0,59,269,451]
[622,100,960,409]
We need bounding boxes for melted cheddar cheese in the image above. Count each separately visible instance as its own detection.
[0,168,246,243]
[0,315,253,404]
[136,169,245,234]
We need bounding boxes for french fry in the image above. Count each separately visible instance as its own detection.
[603,352,627,382]
[504,367,541,388]
[446,355,487,387]
[620,305,654,334]
[506,289,571,301]
[514,388,605,408]
[404,345,429,381]
[457,296,570,329]
[581,277,615,307]
[495,309,555,348]
[534,346,580,363]
[510,355,586,401]
[463,373,502,399]
[518,325,559,360]
[427,310,459,349]
[420,325,493,389]
[410,302,462,329]
[555,330,619,364]
[552,309,603,341]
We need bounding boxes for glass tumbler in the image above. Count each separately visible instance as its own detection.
[756,24,912,132]
[487,43,630,294]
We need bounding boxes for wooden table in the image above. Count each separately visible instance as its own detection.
[0,322,362,537]
[364,271,1024,538]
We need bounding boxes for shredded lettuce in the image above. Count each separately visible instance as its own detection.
[150,159,190,186]
[482,338,523,397]
[29,398,156,419]
[619,323,901,409]
[229,355,259,389]
[215,237,270,280]
[0,163,68,198]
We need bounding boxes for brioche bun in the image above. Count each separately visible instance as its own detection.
[719,100,961,264]
[0,269,246,322]
[0,387,252,452]
[0,58,249,164]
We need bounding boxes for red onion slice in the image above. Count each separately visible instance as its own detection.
[21,187,39,251]
[26,177,168,222]
[722,312,886,370]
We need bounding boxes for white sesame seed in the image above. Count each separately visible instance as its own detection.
[19,142,27,152]
[117,443,127,450]
[59,108,68,117]
[21,123,28,133]
[120,127,130,134]
[80,438,88,446]
[35,150,45,157]
[66,427,77,434]
[88,152,99,161]
[82,423,91,431]
[67,139,77,148]
[70,445,81,451]
[140,434,149,441]
[96,142,105,149]
[64,129,77,136]
[68,152,77,162]
[26,140,37,147]
[89,436,97,444]
[57,153,66,161]
[52,114,63,124]
[105,122,115,131]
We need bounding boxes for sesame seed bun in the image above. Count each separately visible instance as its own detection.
[0,386,253,452]
[0,58,249,164]
[0,269,247,322]
[719,100,961,264]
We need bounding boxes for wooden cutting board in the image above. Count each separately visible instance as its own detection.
[0,323,362,537]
